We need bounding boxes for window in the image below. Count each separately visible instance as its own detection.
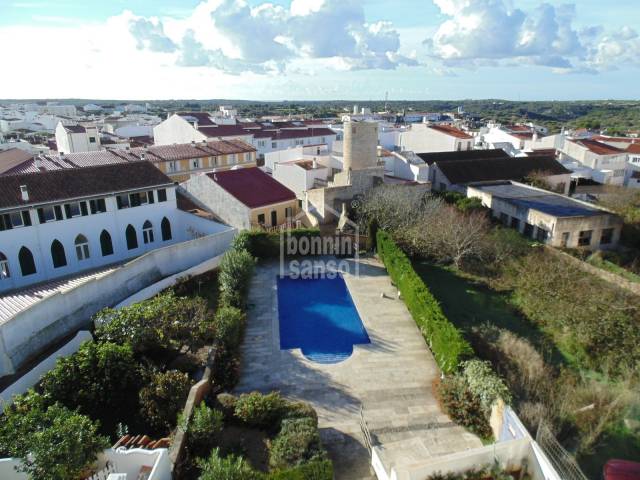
[126,224,138,250]
[41,206,56,222]
[510,217,520,230]
[18,247,36,276]
[64,202,82,218]
[271,210,277,226]
[116,194,130,209]
[0,252,9,279]
[271,142,277,149]
[161,217,172,241]
[523,223,534,238]
[257,213,265,225]
[89,198,107,214]
[191,158,201,170]
[51,240,67,268]
[536,227,549,242]
[167,161,178,173]
[157,189,167,202]
[100,230,114,256]
[561,232,570,247]
[89,136,96,143]
[600,228,614,245]
[229,154,237,163]
[578,230,592,247]
[295,139,304,146]
[258,140,266,147]
[467,142,472,151]
[142,220,154,244]
[130,191,148,207]
[457,143,462,151]
[285,207,293,219]
[245,153,251,162]
[75,235,90,261]
[9,211,24,228]
[499,213,509,226]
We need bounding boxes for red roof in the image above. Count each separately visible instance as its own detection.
[198,125,252,138]
[428,125,473,140]
[207,167,295,208]
[604,459,640,480]
[593,135,640,144]
[626,143,640,154]
[573,139,625,155]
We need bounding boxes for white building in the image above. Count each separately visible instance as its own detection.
[397,124,474,153]
[559,139,627,185]
[0,162,193,293]
[55,122,101,153]
[83,104,103,113]
[624,143,640,188]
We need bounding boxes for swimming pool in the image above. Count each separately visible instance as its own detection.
[277,275,371,364]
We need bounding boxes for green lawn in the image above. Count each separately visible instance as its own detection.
[412,261,566,367]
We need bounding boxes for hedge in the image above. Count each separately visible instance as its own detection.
[267,460,334,480]
[376,230,472,373]
[233,229,321,259]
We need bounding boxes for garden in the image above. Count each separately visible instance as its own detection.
[360,184,640,479]
[0,228,333,480]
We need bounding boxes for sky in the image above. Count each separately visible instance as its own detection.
[0,0,639,101]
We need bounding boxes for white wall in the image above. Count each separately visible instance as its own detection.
[153,114,206,145]
[0,186,184,293]
[0,224,235,376]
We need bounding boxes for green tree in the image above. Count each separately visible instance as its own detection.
[197,448,261,480]
[219,248,255,308]
[139,370,192,433]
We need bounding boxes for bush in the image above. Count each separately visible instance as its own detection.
[197,448,261,480]
[233,229,321,259]
[215,306,246,351]
[377,231,472,373]
[212,344,242,390]
[40,341,140,427]
[219,248,256,308]
[216,393,238,417]
[438,376,493,439]
[94,292,213,354]
[460,360,511,414]
[139,370,192,433]
[184,402,224,454]
[0,391,109,480]
[267,459,333,480]
[234,391,286,429]
[269,418,326,470]
[281,401,318,428]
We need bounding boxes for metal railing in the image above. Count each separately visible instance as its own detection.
[359,405,377,455]
[536,421,588,480]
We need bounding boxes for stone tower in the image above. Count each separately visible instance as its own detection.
[343,121,378,172]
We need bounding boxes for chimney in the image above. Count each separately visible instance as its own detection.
[312,158,318,169]
[20,185,29,202]
[141,153,146,161]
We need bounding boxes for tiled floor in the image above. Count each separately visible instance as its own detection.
[235,256,482,479]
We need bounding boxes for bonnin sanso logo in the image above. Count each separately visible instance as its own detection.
[279,202,360,279]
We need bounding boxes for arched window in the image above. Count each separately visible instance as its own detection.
[126,224,138,250]
[75,234,90,261]
[18,247,36,276]
[100,230,114,256]
[51,240,67,268]
[0,252,10,279]
[161,217,172,241]
[142,220,154,244]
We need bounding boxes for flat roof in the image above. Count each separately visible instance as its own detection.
[471,182,610,218]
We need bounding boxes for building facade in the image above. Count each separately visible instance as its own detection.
[55,122,101,154]
[397,124,474,153]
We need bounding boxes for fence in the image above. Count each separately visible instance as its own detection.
[535,421,588,480]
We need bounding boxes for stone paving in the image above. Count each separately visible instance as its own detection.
[235,256,482,479]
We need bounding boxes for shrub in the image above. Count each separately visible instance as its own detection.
[438,376,493,439]
[183,402,224,455]
[40,341,140,426]
[219,248,256,308]
[212,344,241,390]
[234,391,286,429]
[377,231,472,373]
[267,459,333,480]
[139,370,192,433]
[94,292,213,354]
[215,306,246,351]
[197,448,261,480]
[0,391,109,480]
[269,418,326,470]
[216,392,238,417]
[460,360,511,414]
[233,229,321,259]
[281,401,318,428]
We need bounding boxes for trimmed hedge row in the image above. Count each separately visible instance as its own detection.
[377,230,472,373]
[233,229,321,259]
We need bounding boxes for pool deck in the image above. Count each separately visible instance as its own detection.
[235,256,482,479]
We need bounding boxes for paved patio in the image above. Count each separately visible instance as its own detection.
[235,256,482,479]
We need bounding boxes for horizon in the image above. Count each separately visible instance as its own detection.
[1,0,639,100]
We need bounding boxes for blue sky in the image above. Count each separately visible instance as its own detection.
[0,0,639,100]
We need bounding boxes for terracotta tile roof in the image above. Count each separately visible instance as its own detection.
[428,124,473,139]
[0,162,173,210]
[436,155,571,185]
[417,149,509,165]
[571,139,625,155]
[627,143,640,154]
[593,135,640,144]
[177,112,215,126]
[207,167,295,208]
[0,148,34,175]
[198,124,252,138]
[252,127,335,141]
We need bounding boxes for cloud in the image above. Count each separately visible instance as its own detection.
[129,16,178,53]
[127,0,416,74]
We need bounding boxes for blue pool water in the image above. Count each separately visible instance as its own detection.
[277,275,371,364]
